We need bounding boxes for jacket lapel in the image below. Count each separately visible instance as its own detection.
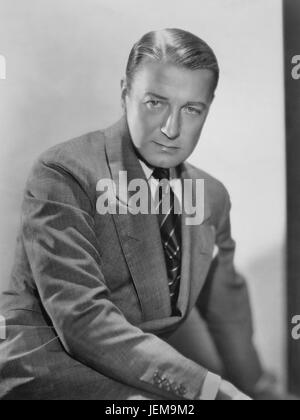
[104,117,172,321]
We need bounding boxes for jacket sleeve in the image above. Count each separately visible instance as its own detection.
[21,156,208,400]
[197,186,263,395]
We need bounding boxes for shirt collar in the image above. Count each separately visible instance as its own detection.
[138,159,154,181]
[138,159,179,181]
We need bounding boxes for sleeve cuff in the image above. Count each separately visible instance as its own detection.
[199,372,222,400]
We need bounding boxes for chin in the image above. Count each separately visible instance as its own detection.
[158,161,176,169]
[163,153,185,167]
[150,156,182,169]
[140,146,186,168]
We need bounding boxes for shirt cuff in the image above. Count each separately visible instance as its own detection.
[199,372,222,400]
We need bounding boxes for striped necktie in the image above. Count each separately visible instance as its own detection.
[152,167,182,315]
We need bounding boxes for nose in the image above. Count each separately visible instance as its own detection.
[161,111,181,140]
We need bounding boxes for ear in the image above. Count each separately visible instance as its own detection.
[120,78,128,110]
[205,93,215,113]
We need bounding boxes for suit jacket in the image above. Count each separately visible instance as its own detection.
[0,116,262,400]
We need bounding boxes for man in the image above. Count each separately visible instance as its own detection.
[0,28,266,400]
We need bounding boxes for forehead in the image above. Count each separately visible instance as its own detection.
[131,60,215,103]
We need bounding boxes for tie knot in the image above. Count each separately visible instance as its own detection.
[152,167,170,181]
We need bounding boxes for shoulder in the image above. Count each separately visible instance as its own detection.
[184,162,230,199]
[30,129,108,187]
[37,129,106,172]
[26,129,108,211]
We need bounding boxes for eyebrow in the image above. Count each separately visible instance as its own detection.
[145,92,208,108]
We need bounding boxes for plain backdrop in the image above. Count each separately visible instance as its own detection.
[0,0,286,383]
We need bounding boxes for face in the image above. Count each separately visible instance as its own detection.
[121,60,216,169]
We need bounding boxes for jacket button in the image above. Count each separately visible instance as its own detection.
[178,385,187,396]
[164,383,171,392]
[154,371,160,379]
[153,376,161,385]
[171,382,179,394]
[161,378,171,391]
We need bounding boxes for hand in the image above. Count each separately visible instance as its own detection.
[253,373,300,400]
[216,380,252,400]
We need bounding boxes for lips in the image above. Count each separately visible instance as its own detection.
[153,141,180,150]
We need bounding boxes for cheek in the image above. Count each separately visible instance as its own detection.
[181,121,204,151]
[127,108,157,147]
[136,118,155,144]
[135,111,161,141]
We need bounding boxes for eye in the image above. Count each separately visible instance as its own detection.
[145,100,163,110]
[185,106,202,116]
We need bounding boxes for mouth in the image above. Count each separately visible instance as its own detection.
[153,141,180,151]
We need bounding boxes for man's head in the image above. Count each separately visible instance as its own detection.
[121,28,219,169]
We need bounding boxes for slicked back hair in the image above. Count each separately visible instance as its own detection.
[125,28,219,92]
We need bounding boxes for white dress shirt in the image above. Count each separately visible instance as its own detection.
[138,159,182,207]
